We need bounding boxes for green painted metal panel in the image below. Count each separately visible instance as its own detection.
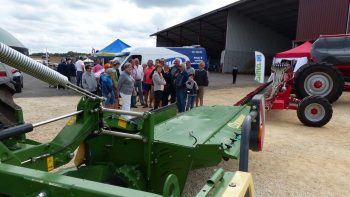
[0,163,160,197]
[152,104,177,125]
[154,106,248,147]
[85,135,145,166]
[150,143,193,194]
[191,144,223,169]
[103,111,143,132]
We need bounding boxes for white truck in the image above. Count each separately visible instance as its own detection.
[114,46,208,69]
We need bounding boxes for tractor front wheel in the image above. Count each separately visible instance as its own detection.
[297,96,332,127]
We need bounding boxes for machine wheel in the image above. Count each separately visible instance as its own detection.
[297,96,332,127]
[14,82,21,93]
[294,63,344,103]
[162,174,180,197]
[239,116,251,172]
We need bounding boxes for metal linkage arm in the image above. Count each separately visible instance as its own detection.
[33,110,84,128]
[101,107,144,118]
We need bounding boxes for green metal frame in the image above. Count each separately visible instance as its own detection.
[0,96,257,196]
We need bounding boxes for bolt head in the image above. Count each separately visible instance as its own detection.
[229,183,236,187]
[37,192,47,197]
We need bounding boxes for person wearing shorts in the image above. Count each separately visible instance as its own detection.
[194,61,209,107]
[143,60,155,108]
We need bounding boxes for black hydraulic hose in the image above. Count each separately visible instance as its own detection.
[0,123,33,140]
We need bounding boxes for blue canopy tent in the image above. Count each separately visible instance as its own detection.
[96,39,130,57]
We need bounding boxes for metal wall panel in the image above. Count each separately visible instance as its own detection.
[296,0,349,41]
[224,9,291,73]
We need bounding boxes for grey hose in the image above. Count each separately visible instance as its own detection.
[0,42,103,100]
[0,42,69,86]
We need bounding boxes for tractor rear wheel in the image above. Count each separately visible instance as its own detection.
[297,96,332,127]
[294,63,344,103]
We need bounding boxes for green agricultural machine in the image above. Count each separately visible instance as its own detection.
[0,38,265,196]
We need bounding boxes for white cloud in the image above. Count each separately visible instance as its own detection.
[0,0,236,53]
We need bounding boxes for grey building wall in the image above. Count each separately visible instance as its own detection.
[223,9,291,73]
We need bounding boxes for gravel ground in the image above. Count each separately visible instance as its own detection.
[14,73,350,196]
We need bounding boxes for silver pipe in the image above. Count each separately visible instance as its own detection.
[100,129,145,141]
[67,83,103,99]
[33,110,84,128]
[65,84,98,99]
[101,107,144,117]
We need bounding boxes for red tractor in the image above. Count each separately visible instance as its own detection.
[236,61,333,127]
[295,34,349,103]
[236,34,350,127]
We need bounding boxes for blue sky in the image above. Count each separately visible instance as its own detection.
[0,0,236,53]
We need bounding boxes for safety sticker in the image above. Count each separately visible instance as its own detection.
[66,116,76,126]
[227,115,245,129]
[118,119,127,128]
[47,156,54,171]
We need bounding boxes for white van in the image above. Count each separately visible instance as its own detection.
[114,46,208,69]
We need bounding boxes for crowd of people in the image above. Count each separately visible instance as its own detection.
[56,56,209,116]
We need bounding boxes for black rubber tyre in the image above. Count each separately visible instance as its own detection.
[14,81,21,93]
[294,63,344,103]
[297,96,333,127]
[239,116,251,172]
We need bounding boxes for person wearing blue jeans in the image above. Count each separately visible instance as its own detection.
[175,63,189,113]
[185,74,198,111]
[186,94,196,111]
[131,80,144,106]
[131,58,145,107]
[100,68,116,108]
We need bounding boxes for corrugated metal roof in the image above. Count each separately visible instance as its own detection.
[151,0,299,58]
[151,0,299,39]
[296,0,349,42]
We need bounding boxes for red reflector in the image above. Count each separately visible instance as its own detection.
[0,71,7,77]
[11,69,18,73]
[258,124,265,151]
[258,98,266,151]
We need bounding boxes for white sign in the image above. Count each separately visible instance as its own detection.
[255,51,265,83]
[273,57,308,73]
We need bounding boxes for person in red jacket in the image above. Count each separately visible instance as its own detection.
[143,60,155,108]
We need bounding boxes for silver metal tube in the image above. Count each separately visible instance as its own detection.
[33,110,84,128]
[67,83,104,99]
[65,84,98,99]
[101,129,145,141]
[101,107,144,117]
